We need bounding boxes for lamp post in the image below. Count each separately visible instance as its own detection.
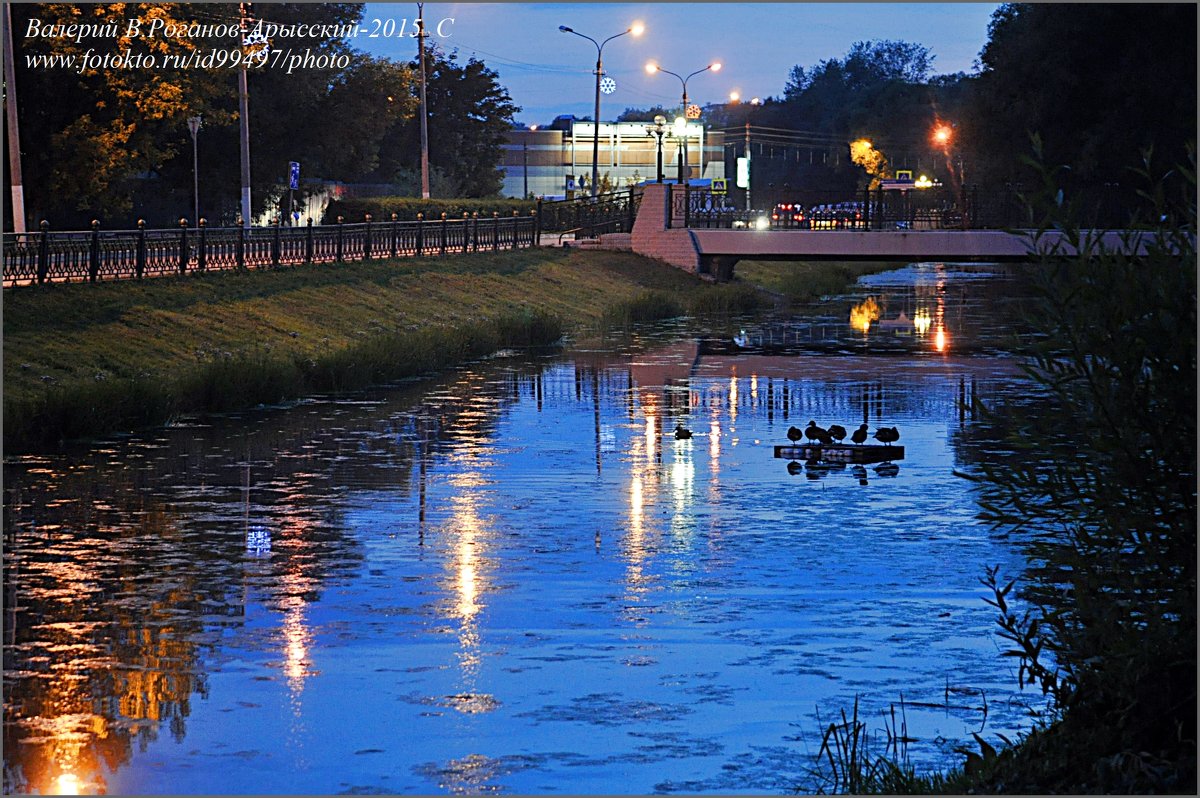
[932,121,967,228]
[645,115,667,183]
[645,61,721,185]
[673,116,686,185]
[523,124,538,198]
[559,21,644,197]
[187,116,202,225]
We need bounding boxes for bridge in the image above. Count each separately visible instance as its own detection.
[626,184,1163,280]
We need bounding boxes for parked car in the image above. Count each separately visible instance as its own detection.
[809,201,864,229]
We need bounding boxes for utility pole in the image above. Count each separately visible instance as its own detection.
[238,2,253,226]
[4,3,27,232]
[417,3,430,199]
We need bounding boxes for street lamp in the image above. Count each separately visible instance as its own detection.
[645,114,668,183]
[187,115,202,225]
[559,21,644,197]
[645,60,721,185]
[523,124,538,198]
[673,115,686,184]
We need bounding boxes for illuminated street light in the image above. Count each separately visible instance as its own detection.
[560,21,645,197]
[645,60,722,185]
[645,114,668,183]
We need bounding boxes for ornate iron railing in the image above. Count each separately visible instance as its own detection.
[681,184,1137,231]
[3,212,540,287]
[536,187,642,236]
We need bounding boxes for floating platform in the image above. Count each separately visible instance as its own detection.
[773,443,904,464]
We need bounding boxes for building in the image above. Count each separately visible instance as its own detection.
[500,118,726,199]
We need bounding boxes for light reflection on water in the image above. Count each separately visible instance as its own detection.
[3,263,1047,794]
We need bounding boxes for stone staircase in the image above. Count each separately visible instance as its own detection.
[561,233,633,251]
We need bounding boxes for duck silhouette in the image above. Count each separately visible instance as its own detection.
[674,424,693,440]
[805,459,831,479]
[828,424,847,444]
[851,423,869,445]
[786,460,803,476]
[805,420,833,445]
[873,426,900,446]
[787,425,804,446]
[874,461,900,478]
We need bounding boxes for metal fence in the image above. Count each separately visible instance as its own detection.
[682,184,1137,231]
[536,187,642,237]
[3,211,540,287]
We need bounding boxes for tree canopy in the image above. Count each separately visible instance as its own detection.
[5,2,518,227]
[961,3,1197,185]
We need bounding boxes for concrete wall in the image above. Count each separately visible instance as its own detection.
[630,184,701,272]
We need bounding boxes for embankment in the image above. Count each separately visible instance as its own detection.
[3,249,900,452]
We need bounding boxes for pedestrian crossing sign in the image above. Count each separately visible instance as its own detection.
[711,178,728,194]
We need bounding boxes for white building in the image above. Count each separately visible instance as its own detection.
[500,119,726,199]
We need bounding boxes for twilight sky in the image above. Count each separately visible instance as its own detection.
[359,2,1001,125]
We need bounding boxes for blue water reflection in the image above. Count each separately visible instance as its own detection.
[3,263,1047,794]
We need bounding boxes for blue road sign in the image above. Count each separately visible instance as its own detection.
[289,161,300,190]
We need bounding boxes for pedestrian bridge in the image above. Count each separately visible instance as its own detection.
[628,184,1160,279]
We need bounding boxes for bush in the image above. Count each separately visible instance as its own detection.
[323,197,535,224]
[963,144,1196,793]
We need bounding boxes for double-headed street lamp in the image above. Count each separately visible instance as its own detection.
[645,61,721,185]
[559,21,644,197]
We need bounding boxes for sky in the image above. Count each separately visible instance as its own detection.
[358,2,1001,125]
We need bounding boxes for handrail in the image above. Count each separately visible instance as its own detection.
[3,213,540,288]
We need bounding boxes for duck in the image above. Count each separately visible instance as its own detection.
[827,424,847,444]
[851,423,869,445]
[805,420,833,445]
[873,426,900,446]
[787,425,804,445]
[674,423,693,440]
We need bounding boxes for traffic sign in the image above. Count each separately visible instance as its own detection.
[289,161,300,190]
[711,178,727,195]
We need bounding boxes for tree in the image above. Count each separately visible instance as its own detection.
[6,2,375,226]
[962,3,1197,185]
[384,45,519,197]
[616,105,672,122]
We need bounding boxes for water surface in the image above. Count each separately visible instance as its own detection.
[4,262,1047,794]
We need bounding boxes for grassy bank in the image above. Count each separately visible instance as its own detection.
[6,250,849,451]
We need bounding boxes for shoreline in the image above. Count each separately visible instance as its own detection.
[5,250,896,453]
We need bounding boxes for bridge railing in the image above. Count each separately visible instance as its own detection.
[536,187,642,237]
[683,183,1138,231]
[3,212,540,288]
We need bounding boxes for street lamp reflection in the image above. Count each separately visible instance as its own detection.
[914,307,932,335]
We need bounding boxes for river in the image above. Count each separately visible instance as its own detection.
[3,261,1050,795]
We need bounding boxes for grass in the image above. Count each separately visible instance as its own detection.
[735,259,907,304]
[8,250,865,451]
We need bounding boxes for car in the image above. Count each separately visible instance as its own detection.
[809,201,863,229]
[770,202,808,228]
